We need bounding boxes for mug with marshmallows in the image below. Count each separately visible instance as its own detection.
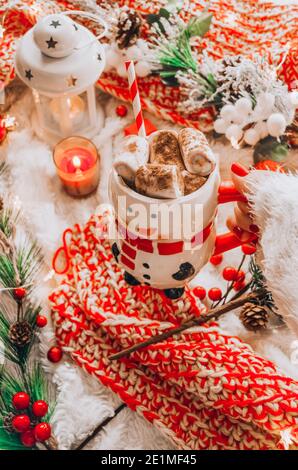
[109,128,248,299]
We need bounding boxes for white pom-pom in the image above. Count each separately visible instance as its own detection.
[125,45,143,61]
[225,124,243,142]
[135,61,151,78]
[106,48,121,69]
[289,91,298,108]
[220,104,236,122]
[214,118,228,134]
[243,128,260,146]
[256,92,275,112]
[235,97,252,115]
[267,113,287,137]
[254,121,268,139]
[117,62,128,78]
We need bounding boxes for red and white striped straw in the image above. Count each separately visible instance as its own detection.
[125,61,146,137]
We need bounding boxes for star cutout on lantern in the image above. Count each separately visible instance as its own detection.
[46,36,58,49]
[50,20,61,29]
[97,53,101,61]
[25,69,33,81]
[67,75,78,87]
[73,23,79,31]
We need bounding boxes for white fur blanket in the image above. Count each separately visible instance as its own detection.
[1,90,298,450]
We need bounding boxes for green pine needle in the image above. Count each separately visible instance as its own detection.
[0,208,19,238]
[180,12,213,42]
[249,256,276,311]
[16,241,43,289]
[1,364,55,423]
[0,423,34,450]
[155,11,213,85]
[0,240,43,294]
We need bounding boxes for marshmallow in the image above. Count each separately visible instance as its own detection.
[135,164,184,199]
[113,135,149,184]
[178,128,216,176]
[149,130,185,170]
[182,171,207,195]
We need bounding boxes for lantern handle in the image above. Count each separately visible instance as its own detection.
[61,10,108,42]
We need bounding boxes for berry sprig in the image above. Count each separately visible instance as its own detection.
[194,242,258,309]
[10,392,51,448]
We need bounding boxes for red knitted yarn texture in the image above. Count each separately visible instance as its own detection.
[1,0,297,130]
[50,211,298,450]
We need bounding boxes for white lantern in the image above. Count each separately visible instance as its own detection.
[15,12,106,145]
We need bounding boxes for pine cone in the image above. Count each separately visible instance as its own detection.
[3,412,15,433]
[9,321,32,347]
[216,55,253,100]
[116,9,142,49]
[240,302,269,332]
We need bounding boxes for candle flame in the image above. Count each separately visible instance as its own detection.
[72,156,81,169]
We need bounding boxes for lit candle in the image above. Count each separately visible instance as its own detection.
[53,136,100,197]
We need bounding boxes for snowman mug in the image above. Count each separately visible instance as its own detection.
[109,159,248,299]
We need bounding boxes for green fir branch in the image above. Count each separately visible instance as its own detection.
[0,422,34,450]
[0,207,19,239]
[0,240,43,294]
[16,241,43,289]
[0,364,55,422]
[249,256,276,311]
[153,11,213,86]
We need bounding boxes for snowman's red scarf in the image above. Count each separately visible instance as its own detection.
[50,210,298,450]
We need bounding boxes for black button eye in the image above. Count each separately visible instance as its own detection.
[143,263,149,269]
[143,274,151,280]
[111,243,120,262]
[172,262,195,281]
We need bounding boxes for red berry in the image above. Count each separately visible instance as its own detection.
[47,346,63,363]
[12,414,30,433]
[14,287,27,300]
[254,160,286,173]
[233,280,246,292]
[222,266,238,282]
[116,104,128,117]
[20,429,36,448]
[34,422,51,442]
[208,287,222,301]
[236,270,245,282]
[36,315,47,328]
[0,126,7,144]
[193,286,206,300]
[32,400,48,418]
[12,392,30,410]
[241,244,256,255]
[210,254,223,266]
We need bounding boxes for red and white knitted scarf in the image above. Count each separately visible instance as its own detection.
[50,210,298,450]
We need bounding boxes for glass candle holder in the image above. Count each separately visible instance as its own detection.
[53,136,100,197]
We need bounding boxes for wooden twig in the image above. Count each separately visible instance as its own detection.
[109,291,260,361]
[74,403,127,451]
